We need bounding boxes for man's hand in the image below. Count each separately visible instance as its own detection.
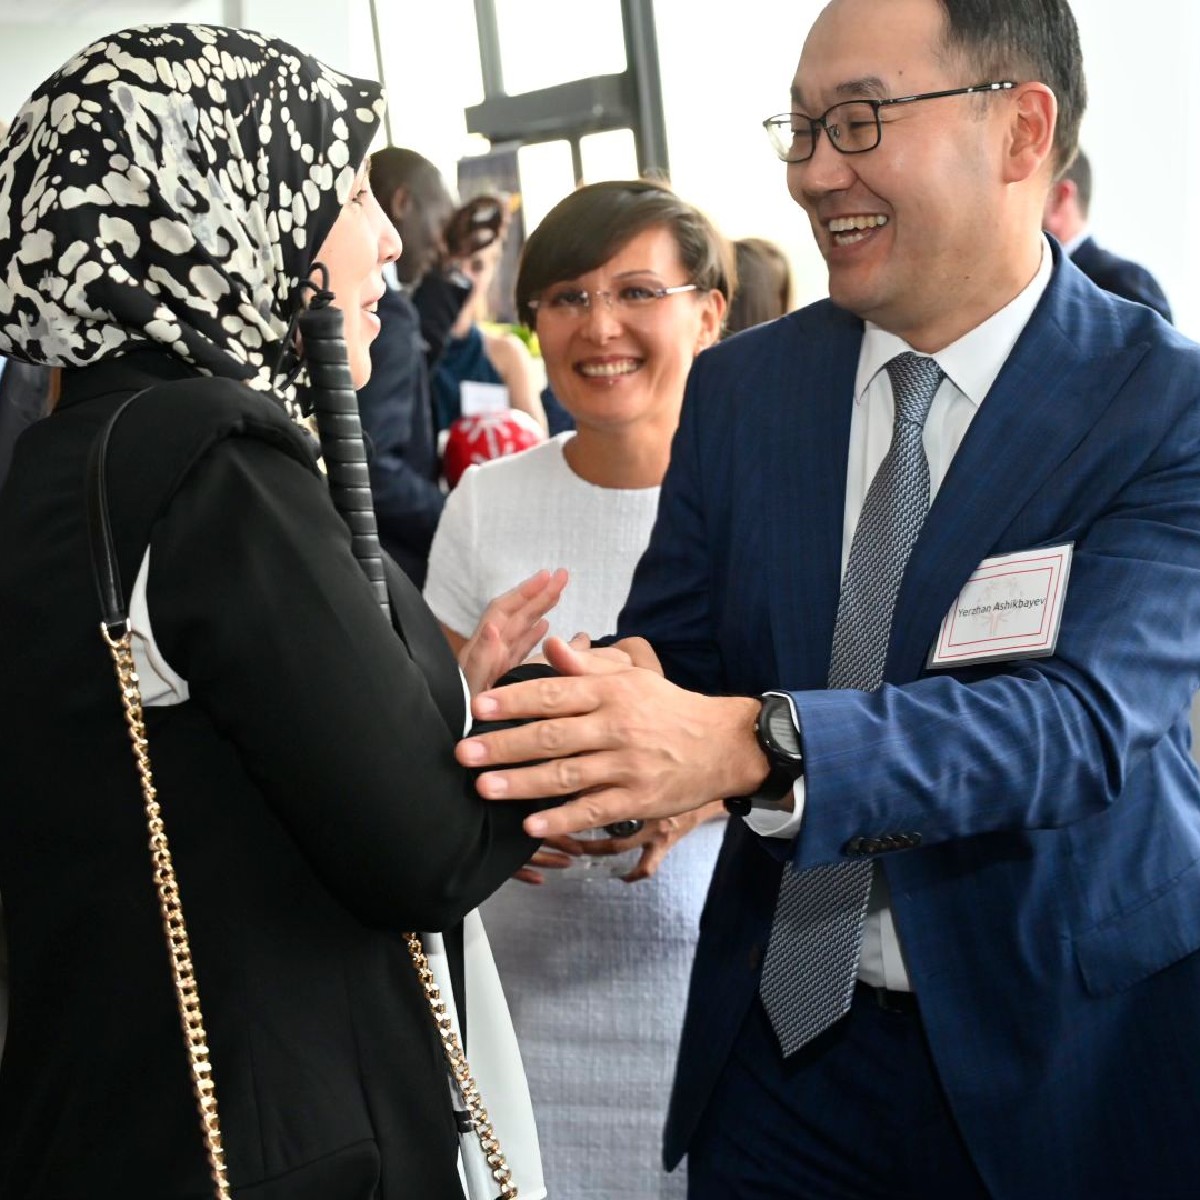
[457,568,568,697]
[456,636,771,839]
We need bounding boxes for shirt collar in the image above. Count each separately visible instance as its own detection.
[855,234,1054,409]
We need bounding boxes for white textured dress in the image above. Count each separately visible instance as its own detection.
[425,434,724,1200]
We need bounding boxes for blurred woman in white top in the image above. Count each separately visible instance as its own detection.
[424,178,733,1200]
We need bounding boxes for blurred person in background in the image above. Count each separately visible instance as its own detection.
[724,236,794,335]
[424,178,732,1200]
[432,194,546,439]
[0,27,563,1197]
[1043,148,1172,321]
[356,147,466,588]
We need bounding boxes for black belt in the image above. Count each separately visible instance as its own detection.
[856,982,920,1015]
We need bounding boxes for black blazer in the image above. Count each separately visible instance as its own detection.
[0,358,51,491]
[1071,235,1173,323]
[0,352,541,1198]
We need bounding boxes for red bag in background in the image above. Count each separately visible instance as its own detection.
[442,410,545,488]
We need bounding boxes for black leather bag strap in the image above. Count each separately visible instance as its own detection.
[85,388,151,635]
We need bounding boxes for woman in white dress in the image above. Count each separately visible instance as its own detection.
[425,179,733,1200]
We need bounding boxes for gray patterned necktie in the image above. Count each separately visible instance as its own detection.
[759,351,944,1056]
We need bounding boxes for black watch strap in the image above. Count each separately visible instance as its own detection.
[725,765,796,816]
[725,692,804,816]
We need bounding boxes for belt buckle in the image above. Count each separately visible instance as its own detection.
[869,984,917,1015]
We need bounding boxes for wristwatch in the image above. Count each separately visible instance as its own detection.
[725,691,805,816]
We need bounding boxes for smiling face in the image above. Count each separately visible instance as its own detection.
[789,0,1032,350]
[313,162,401,387]
[533,224,724,436]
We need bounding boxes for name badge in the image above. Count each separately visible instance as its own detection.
[928,543,1073,669]
[460,379,510,416]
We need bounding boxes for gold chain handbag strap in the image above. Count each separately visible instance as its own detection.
[101,624,232,1200]
[402,932,519,1199]
[100,628,518,1200]
[99,625,518,1200]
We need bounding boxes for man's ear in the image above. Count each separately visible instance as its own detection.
[388,185,411,226]
[1004,82,1056,185]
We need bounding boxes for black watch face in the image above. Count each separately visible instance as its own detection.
[762,695,804,765]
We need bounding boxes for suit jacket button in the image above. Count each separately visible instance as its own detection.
[747,943,762,971]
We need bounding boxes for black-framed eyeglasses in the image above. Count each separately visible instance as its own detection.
[763,81,1016,163]
[527,281,698,319]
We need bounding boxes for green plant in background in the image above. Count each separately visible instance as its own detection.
[481,320,540,358]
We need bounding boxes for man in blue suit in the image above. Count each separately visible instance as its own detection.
[1043,148,1173,322]
[459,0,1200,1195]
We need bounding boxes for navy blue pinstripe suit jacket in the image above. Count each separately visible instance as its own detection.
[619,243,1200,1198]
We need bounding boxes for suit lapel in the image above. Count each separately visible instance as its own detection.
[768,305,862,688]
[888,259,1152,680]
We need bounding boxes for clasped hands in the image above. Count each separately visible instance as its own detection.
[457,631,769,844]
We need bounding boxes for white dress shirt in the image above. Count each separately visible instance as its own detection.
[747,237,1054,991]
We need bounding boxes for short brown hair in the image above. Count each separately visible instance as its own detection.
[516,179,733,327]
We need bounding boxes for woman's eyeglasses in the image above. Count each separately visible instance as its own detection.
[529,280,698,319]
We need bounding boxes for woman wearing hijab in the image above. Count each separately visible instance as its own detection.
[0,24,557,1199]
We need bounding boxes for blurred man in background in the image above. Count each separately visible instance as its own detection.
[355,147,466,587]
[1043,148,1173,321]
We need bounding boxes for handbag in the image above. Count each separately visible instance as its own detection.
[85,384,519,1199]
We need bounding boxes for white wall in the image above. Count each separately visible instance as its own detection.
[232,0,363,76]
[1074,0,1200,335]
[0,2,222,121]
[654,0,828,307]
[0,0,365,123]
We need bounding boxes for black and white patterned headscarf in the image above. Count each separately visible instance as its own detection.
[0,24,384,401]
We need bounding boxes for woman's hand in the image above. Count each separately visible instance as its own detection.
[513,800,727,885]
[618,799,727,882]
[512,837,581,885]
[458,568,568,697]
